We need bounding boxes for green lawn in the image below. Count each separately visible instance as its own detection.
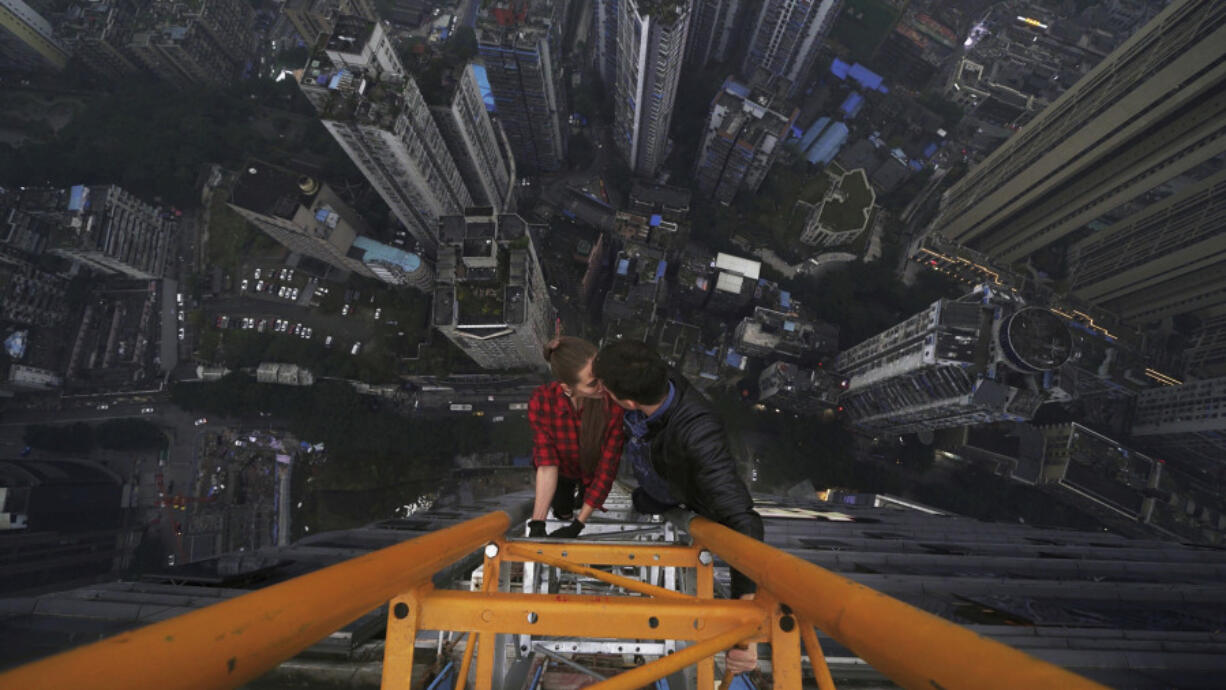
[819,170,874,234]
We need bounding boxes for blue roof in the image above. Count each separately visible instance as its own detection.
[780,291,791,308]
[314,208,330,222]
[923,142,939,159]
[806,122,849,165]
[67,185,86,211]
[799,116,830,152]
[725,350,744,368]
[617,258,630,276]
[724,77,751,99]
[649,214,662,227]
[352,236,423,273]
[654,259,667,281]
[840,92,864,118]
[830,58,852,79]
[848,63,885,92]
[909,159,925,172]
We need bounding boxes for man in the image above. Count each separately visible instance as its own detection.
[593,340,763,675]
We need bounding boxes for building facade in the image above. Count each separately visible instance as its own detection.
[300,17,472,251]
[694,75,797,204]
[592,0,619,88]
[1068,168,1226,327]
[429,64,516,212]
[685,0,743,69]
[928,1,1226,265]
[477,0,567,174]
[226,161,377,279]
[0,0,69,72]
[613,0,691,178]
[740,0,841,96]
[838,285,1073,434]
[1132,376,1226,473]
[432,212,553,371]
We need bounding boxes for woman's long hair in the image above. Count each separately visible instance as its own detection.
[544,336,610,475]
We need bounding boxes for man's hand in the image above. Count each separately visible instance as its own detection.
[527,520,546,538]
[725,643,758,675]
[548,520,585,538]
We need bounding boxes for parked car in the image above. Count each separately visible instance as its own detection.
[351,341,362,355]
[341,304,352,316]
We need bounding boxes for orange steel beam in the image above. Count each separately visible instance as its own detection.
[417,589,764,640]
[686,517,1109,690]
[0,511,511,690]
[455,633,476,690]
[382,584,432,689]
[474,546,502,690]
[585,621,762,690]
[799,621,837,690]
[696,555,716,689]
[503,540,701,567]
[505,544,693,600]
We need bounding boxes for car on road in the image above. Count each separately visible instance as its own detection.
[194,418,208,426]
[257,319,269,333]
[373,308,382,321]
[508,402,528,411]
[240,279,249,291]
[177,327,185,340]
[142,407,155,414]
[97,403,110,410]
[167,554,176,566]
[324,335,333,348]
[254,268,262,279]
[255,280,265,292]
[449,403,473,412]
[350,341,362,355]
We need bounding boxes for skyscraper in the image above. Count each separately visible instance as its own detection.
[1067,168,1226,326]
[694,74,797,203]
[740,0,841,96]
[476,0,568,175]
[432,211,553,371]
[927,1,1226,265]
[226,161,379,280]
[592,0,619,88]
[299,16,473,251]
[427,64,516,212]
[50,185,173,279]
[685,0,743,69]
[838,285,1072,434]
[613,0,691,178]
[0,0,69,72]
[55,0,142,81]
[1132,376,1226,475]
[125,0,254,88]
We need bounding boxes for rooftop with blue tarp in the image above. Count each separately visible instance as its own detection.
[725,79,751,99]
[649,214,662,227]
[806,121,849,165]
[352,236,423,272]
[923,142,939,158]
[799,116,831,151]
[841,92,864,118]
[831,58,888,93]
[654,259,667,281]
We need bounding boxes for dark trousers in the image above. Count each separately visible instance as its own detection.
[552,475,584,519]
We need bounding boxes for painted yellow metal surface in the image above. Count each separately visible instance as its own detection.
[0,511,508,690]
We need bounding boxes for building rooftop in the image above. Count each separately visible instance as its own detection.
[230,162,319,220]
[351,236,422,273]
[326,15,375,54]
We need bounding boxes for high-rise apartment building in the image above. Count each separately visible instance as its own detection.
[476,0,567,174]
[685,0,743,69]
[694,75,797,203]
[0,0,69,71]
[592,0,619,88]
[928,1,1226,265]
[428,64,516,212]
[432,211,553,371]
[300,16,473,251]
[55,0,142,80]
[1132,376,1226,473]
[126,0,253,88]
[1186,314,1226,378]
[741,0,841,96]
[1068,169,1226,326]
[226,161,379,280]
[50,185,172,279]
[613,0,691,178]
[283,0,376,46]
[757,360,841,415]
[838,285,1073,434]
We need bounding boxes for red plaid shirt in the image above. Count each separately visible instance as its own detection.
[528,381,626,510]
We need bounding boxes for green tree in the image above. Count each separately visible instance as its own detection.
[447,26,479,61]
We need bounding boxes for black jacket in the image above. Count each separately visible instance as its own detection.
[644,376,764,596]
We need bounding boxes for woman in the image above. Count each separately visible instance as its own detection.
[527,336,626,538]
